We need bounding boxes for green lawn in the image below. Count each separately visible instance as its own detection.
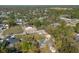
[15,34,33,40]
[15,34,44,41]
[3,25,23,36]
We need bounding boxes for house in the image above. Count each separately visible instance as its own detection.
[75,33,79,41]
[36,30,47,35]
[0,24,5,31]
[51,23,60,28]
[16,19,23,25]
[0,11,7,18]
[25,26,37,34]
[37,30,51,47]
[0,38,3,43]
[6,35,20,47]
[36,30,51,39]
[7,11,11,14]
[60,15,79,26]
[39,38,48,48]
[0,24,9,31]
[5,24,9,29]
[59,15,72,23]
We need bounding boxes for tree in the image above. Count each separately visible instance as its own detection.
[3,19,17,28]
[53,23,79,53]
[19,41,39,53]
[75,23,79,33]
[0,40,9,53]
[15,34,42,53]
[28,19,42,28]
[45,25,54,35]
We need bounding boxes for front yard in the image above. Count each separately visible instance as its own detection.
[2,25,23,36]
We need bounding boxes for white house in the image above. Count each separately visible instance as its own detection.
[16,19,23,25]
[51,23,60,27]
[0,24,9,31]
[75,33,79,41]
[0,24,5,30]
[0,38,3,43]
[25,26,37,34]
[60,15,79,26]
[36,30,47,35]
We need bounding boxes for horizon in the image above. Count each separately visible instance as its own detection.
[0,5,78,8]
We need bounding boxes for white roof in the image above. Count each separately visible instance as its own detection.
[25,27,37,31]
[76,34,79,36]
[45,34,51,39]
[25,26,37,34]
[37,30,47,35]
[49,47,56,53]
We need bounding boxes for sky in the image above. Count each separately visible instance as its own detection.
[0,0,79,5]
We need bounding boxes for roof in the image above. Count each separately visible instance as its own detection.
[25,26,37,34]
[16,19,23,24]
[36,30,47,35]
[75,33,79,41]
[0,38,3,43]
[16,19,22,22]
[0,24,4,27]
[76,34,79,36]
[6,35,20,44]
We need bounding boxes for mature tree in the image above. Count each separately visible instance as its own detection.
[0,40,9,53]
[3,19,17,28]
[45,25,54,35]
[19,41,40,53]
[53,22,79,53]
[75,23,79,33]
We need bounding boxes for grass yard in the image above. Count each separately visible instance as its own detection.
[3,25,23,36]
[15,34,33,40]
[15,34,44,41]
